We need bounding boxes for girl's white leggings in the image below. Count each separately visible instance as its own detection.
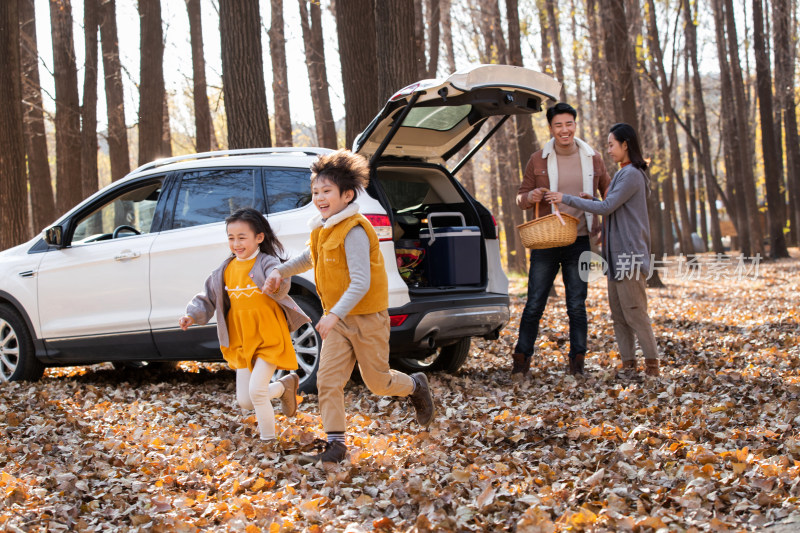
[236,358,285,440]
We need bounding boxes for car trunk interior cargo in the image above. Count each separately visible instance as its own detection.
[375,166,486,290]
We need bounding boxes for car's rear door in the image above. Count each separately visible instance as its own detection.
[149,167,266,359]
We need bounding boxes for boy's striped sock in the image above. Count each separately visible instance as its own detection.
[327,432,346,444]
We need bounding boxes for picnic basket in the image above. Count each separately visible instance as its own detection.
[517,202,578,249]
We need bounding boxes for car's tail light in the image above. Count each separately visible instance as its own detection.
[390,314,408,327]
[364,214,393,241]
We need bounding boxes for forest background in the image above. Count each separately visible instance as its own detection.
[1,0,799,272]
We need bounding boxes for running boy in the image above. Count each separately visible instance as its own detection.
[265,149,435,464]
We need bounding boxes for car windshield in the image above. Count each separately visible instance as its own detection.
[400,104,471,131]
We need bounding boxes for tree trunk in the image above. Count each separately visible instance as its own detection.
[137,0,166,164]
[299,0,337,149]
[645,0,694,255]
[269,0,292,147]
[752,0,788,258]
[425,0,440,78]
[100,0,130,181]
[1,0,30,249]
[186,0,215,152]
[335,0,378,149]
[684,56,697,235]
[162,91,172,157]
[375,0,417,105]
[683,0,723,253]
[600,0,638,132]
[18,0,55,231]
[544,0,567,101]
[413,0,426,79]
[712,0,749,254]
[506,0,540,172]
[772,0,800,247]
[585,0,611,152]
[81,0,99,199]
[537,0,553,76]
[569,0,585,140]
[49,0,83,214]
[220,0,272,149]
[441,0,455,73]
[650,63,674,255]
[723,0,763,256]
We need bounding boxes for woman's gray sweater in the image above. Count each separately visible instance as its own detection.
[560,164,651,280]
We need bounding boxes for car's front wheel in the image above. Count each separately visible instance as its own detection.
[392,337,472,374]
[274,295,322,394]
[0,304,45,382]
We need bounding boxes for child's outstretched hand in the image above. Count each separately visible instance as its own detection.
[264,269,283,294]
[179,315,194,330]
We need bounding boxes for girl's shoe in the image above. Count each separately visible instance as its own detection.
[278,373,300,417]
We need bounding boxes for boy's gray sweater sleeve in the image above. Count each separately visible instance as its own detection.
[330,225,370,319]
[276,248,313,277]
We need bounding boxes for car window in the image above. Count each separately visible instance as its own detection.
[172,168,260,229]
[401,104,471,131]
[71,180,163,245]
[264,169,312,213]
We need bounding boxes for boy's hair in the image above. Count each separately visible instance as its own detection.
[310,149,370,203]
[225,207,285,259]
[546,102,578,124]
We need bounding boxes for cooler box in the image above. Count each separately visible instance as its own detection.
[420,212,481,286]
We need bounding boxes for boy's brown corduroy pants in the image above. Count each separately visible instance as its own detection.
[316,310,415,433]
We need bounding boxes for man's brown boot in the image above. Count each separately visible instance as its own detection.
[573,353,585,375]
[511,353,531,382]
[645,359,660,377]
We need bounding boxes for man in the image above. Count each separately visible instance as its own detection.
[512,103,611,380]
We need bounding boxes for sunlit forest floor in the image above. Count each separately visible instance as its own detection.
[1,251,799,531]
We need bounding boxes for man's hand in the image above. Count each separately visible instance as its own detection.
[315,313,340,340]
[528,187,548,203]
[179,315,194,331]
[264,269,283,294]
[579,192,593,200]
[544,191,563,204]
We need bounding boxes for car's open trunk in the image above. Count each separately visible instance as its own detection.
[370,163,488,293]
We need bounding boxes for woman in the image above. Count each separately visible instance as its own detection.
[544,123,659,377]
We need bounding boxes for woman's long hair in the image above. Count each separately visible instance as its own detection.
[225,207,285,260]
[610,122,650,194]
[609,123,648,171]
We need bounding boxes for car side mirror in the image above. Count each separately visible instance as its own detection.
[44,225,64,247]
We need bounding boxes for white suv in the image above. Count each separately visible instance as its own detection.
[0,65,560,391]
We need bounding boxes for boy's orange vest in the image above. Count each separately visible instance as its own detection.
[309,213,389,315]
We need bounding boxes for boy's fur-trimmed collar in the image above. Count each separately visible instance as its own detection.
[308,202,360,230]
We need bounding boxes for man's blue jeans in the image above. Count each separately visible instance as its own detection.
[514,236,590,360]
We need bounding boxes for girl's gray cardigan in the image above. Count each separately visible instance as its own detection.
[560,164,652,280]
[185,252,310,347]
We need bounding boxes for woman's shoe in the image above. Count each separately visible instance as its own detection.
[644,359,660,377]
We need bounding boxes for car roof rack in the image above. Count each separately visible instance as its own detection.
[131,147,332,174]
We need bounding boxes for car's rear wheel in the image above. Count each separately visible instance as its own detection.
[274,295,322,394]
[0,304,45,382]
[392,337,472,374]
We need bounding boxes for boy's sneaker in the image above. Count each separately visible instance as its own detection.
[278,373,300,417]
[297,440,347,465]
[409,372,435,427]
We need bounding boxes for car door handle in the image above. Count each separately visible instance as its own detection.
[18,270,36,278]
[114,250,141,261]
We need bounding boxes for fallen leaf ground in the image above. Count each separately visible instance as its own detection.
[2,253,799,532]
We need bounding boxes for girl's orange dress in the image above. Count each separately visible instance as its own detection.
[220,257,297,371]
